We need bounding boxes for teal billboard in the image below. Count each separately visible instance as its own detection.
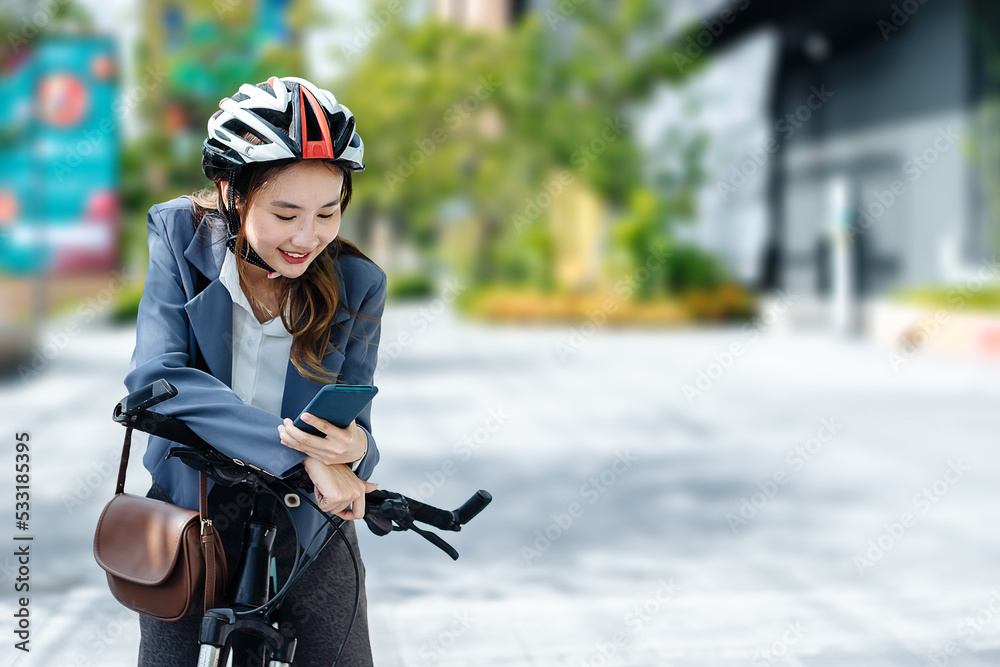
[0,36,119,276]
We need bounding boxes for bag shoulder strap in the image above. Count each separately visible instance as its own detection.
[114,425,133,495]
[200,474,219,612]
[192,266,219,611]
[113,422,210,523]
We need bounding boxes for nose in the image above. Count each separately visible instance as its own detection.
[290,219,320,250]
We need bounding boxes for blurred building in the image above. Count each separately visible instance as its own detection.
[0,36,120,277]
[676,0,996,323]
[434,0,528,30]
[0,34,120,368]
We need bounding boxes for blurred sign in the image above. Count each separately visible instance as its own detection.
[0,36,119,276]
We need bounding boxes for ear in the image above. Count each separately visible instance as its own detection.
[219,181,241,214]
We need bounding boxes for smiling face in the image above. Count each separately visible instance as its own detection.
[241,160,345,280]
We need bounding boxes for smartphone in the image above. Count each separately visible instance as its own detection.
[292,384,378,437]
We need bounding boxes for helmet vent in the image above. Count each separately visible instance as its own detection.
[256,108,288,129]
[223,119,270,146]
[303,104,325,143]
[298,85,335,159]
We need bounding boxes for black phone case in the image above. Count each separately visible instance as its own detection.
[292,385,378,437]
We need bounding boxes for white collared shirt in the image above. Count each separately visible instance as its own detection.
[219,250,293,417]
[218,251,364,470]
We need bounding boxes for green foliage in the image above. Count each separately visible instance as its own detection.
[0,0,95,63]
[387,271,435,300]
[490,222,555,290]
[609,187,724,298]
[664,244,730,294]
[893,285,1000,312]
[969,101,1000,255]
[110,278,145,323]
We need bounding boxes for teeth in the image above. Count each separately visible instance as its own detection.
[283,251,306,258]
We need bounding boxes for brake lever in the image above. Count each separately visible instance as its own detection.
[406,523,460,560]
[361,490,476,560]
[361,505,460,559]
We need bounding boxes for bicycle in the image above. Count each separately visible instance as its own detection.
[113,379,491,667]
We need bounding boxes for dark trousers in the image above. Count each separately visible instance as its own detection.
[137,481,374,667]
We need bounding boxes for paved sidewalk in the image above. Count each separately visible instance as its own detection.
[3,303,1000,666]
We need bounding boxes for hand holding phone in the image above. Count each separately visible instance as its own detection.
[292,384,378,438]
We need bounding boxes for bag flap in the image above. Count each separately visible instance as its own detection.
[93,493,199,585]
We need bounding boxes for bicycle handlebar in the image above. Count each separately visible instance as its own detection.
[114,379,491,559]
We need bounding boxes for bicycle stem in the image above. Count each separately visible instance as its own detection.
[231,489,278,610]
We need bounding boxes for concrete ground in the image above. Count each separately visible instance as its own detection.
[2,301,1000,666]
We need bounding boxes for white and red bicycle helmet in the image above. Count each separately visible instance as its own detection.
[201,76,364,271]
[203,75,364,177]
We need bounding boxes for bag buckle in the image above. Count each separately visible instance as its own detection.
[201,518,213,536]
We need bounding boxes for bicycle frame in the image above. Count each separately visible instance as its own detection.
[197,487,299,667]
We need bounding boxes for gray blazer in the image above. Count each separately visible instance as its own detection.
[125,196,385,551]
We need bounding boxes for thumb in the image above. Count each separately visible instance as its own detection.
[364,481,379,493]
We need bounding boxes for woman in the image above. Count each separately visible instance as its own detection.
[125,76,384,666]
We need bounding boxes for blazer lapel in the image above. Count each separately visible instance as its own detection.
[182,210,232,384]
[185,280,234,386]
[183,209,226,282]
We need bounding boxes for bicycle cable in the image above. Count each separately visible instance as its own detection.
[233,482,350,617]
[271,477,362,667]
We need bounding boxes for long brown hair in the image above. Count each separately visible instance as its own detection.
[189,159,373,384]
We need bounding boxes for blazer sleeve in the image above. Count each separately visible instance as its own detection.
[337,268,387,482]
[125,205,306,477]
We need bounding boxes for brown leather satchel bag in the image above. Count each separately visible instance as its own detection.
[93,426,227,621]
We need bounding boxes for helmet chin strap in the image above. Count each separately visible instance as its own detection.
[223,171,279,274]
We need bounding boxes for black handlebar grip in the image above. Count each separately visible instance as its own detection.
[114,379,177,421]
[453,490,492,526]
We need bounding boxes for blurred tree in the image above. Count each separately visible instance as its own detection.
[338,0,711,296]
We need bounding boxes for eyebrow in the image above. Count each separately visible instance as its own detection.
[270,200,340,210]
